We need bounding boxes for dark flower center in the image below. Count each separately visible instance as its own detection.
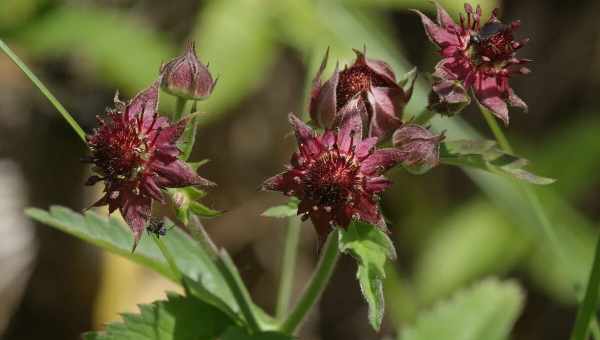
[471,22,515,63]
[89,114,152,183]
[304,151,361,208]
[336,65,388,110]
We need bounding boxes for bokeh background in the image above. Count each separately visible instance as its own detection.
[1,0,600,339]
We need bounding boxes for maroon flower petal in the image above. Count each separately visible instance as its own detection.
[261,172,287,191]
[508,89,528,112]
[355,137,378,160]
[153,160,214,188]
[435,1,457,29]
[413,9,461,47]
[141,176,165,203]
[309,49,340,129]
[121,195,152,247]
[353,48,396,84]
[367,86,405,139]
[365,175,392,193]
[126,81,159,122]
[360,148,404,175]
[337,98,366,153]
[288,113,321,156]
[474,75,510,125]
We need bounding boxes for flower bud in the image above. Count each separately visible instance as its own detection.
[309,48,415,139]
[428,78,471,116]
[392,124,444,174]
[160,42,216,100]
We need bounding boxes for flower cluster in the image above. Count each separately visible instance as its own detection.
[263,50,443,242]
[416,3,530,124]
[85,44,216,248]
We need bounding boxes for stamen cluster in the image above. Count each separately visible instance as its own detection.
[262,99,406,242]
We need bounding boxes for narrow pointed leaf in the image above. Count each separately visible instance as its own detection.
[440,140,555,185]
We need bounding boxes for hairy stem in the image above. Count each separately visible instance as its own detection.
[0,39,86,142]
[276,217,302,319]
[480,105,512,153]
[174,97,188,121]
[280,231,340,334]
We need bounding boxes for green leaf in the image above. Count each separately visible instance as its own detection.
[84,293,232,340]
[220,327,293,340]
[400,278,525,340]
[26,206,238,317]
[189,201,222,218]
[440,140,555,185]
[338,221,397,330]
[261,198,299,218]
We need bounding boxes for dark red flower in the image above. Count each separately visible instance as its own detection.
[392,124,445,174]
[415,3,530,124]
[85,81,213,246]
[309,48,416,139]
[262,98,405,243]
[160,42,216,100]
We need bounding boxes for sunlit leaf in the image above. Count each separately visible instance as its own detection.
[401,278,524,340]
[84,293,232,340]
[338,221,397,330]
[26,206,237,316]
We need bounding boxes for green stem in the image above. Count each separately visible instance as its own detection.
[479,105,600,340]
[479,106,513,153]
[0,39,86,142]
[217,250,261,333]
[280,231,340,334]
[276,216,302,319]
[152,235,183,283]
[570,234,600,340]
[174,97,187,121]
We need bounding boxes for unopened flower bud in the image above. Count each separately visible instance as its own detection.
[428,78,471,116]
[309,48,415,139]
[160,42,216,100]
[392,124,444,174]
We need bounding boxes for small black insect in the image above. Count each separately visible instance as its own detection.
[147,217,171,237]
[470,21,508,44]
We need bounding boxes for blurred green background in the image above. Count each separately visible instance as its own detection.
[1,0,599,339]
